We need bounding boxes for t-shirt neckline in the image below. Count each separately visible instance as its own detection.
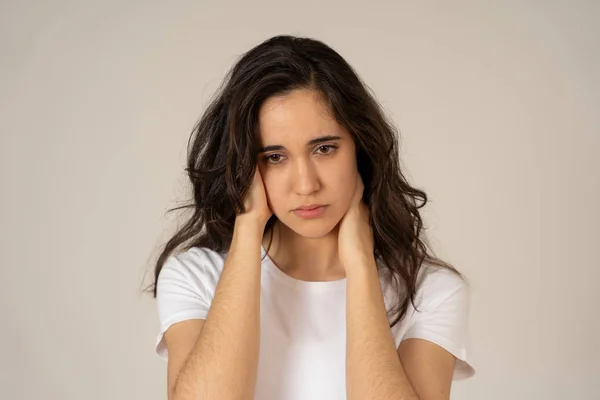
[260,244,347,291]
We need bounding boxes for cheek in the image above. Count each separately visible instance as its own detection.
[336,171,357,205]
[329,154,358,203]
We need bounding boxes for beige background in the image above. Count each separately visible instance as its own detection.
[1,1,598,399]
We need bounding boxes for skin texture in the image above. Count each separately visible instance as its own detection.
[341,171,456,400]
[257,89,358,281]
[164,88,457,400]
[258,88,457,399]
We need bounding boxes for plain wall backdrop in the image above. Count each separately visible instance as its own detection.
[1,1,598,399]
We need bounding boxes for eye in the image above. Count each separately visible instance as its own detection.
[316,144,337,155]
[263,154,284,164]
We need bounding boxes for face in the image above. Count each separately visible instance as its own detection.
[257,89,358,238]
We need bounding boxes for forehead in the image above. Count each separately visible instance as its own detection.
[258,89,350,144]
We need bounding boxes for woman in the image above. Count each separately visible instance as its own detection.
[151,35,475,400]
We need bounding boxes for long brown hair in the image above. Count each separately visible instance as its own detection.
[146,35,461,328]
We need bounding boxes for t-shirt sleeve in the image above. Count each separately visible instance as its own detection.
[402,268,476,380]
[154,247,222,360]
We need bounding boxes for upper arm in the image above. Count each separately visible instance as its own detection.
[164,319,206,399]
[398,338,456,400]
[156,249,221,398]
[394,269,475,399]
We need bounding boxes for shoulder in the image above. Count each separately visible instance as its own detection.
[414,265,469,311]
[405,265,475,379]
[378,262,468,310]
[157,247,227,294]
[162,246,226,271]
[154,247,226,358]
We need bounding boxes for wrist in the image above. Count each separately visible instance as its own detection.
[235,213,266,231]
[232,217,265,250]
[341,250,376,270]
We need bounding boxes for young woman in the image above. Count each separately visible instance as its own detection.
[151,35,475,400]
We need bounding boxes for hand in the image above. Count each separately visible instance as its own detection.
[237,167,273,228]
[337,172,374,270]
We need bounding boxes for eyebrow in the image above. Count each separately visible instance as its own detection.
[258,135,342,153]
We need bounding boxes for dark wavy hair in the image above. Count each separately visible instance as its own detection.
[146,35,461,328]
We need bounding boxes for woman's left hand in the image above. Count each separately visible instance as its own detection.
[337,172,375,270]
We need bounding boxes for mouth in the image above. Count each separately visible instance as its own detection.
[292,205,328,219]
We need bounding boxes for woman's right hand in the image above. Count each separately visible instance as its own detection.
[237,167,272,228]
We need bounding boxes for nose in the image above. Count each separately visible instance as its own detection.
[293,158,320,196]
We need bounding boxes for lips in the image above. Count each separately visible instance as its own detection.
[293,205,328,219]
[294,204,326,211]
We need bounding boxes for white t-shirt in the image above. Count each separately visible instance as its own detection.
[155,245,475,399]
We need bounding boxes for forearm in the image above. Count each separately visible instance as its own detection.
[172,220,263,400]
[345,255,419,400]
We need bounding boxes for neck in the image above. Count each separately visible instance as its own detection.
[262,220,346,281]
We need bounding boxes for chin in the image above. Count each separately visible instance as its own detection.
[278,215,340,239]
